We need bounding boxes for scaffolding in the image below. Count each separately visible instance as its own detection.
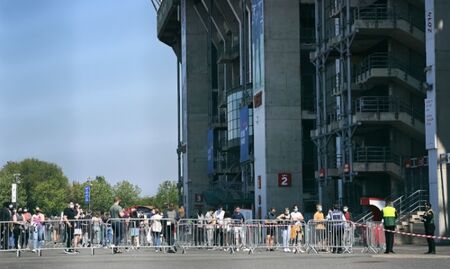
[313,0,358,207]
[312,0,427,209]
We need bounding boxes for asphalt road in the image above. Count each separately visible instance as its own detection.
[1,246,449,269]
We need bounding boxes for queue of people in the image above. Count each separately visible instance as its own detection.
[0,199,439,255]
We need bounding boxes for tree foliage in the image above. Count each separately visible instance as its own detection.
[0,159,178,216]
[0,159,69,215]
[69,176,114,213]
[113,180,141,208]
[153,180,178,209]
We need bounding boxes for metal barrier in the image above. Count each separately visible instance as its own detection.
[307,220,354,254]
[361,222,385,254]
[0,218,99,256]
[1,218,363,256]
[107,217,178,254]
[244,219,307,254]
[177,218,248,253]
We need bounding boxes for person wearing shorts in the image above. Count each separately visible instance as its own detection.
[265,208,277,251]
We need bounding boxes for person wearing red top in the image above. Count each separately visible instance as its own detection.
[343,206,351,221]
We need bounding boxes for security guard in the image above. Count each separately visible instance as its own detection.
[422,202,436,254]
[327,204,345,254]
[382,201,397,254]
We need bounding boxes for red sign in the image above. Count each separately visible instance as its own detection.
[404,159,412,168]
[254,91,263,108]
[344,163,350,174]
[319,168,325,178]
[278,173,292,187]
[195,194,203,203]
[257,176,261,189]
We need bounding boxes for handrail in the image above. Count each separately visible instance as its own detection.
[355,190,428,223]
[353,3,425,32]
[354,146,402,166]
[354,96,425,122]
[354,52,425,83]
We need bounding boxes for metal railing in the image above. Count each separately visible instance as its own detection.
[353,3,425,32]
[355,189,429,223]
[354,52,425,84]
[354,146,402,166]
[354,96,424,122]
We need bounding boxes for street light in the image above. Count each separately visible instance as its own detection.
[12,173,21,207]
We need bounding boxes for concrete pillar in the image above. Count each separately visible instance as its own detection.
[426,0,450,238]
[253,0,302,216]
[181,0,210,217]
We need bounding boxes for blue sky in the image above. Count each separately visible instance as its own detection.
[0,0,177,196]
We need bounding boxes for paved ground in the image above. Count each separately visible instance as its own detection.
[1,246,449,269]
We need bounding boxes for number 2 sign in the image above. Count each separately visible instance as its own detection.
[278,173,292,187]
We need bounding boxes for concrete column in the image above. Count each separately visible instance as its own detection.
[181,0,210,216]
[253,0,302,214]
[426,0,450,238]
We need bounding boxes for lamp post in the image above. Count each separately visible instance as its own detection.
[12,173,21,207]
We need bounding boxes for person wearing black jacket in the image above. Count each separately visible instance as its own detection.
[0,202,12,250]
[422,202,436,254]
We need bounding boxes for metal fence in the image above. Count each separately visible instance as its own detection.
[244,219,307,254]
[1,218,369,256]
[306,220,354,254]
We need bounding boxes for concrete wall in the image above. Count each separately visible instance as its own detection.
[181,0,210,216]
[263,0,303,212]
[433,0,450,237]
[427,0,450,237]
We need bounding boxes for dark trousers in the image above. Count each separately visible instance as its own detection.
[0,224,9,249]
[332,226,343,253]
[66,225,74,249]
[425,224,436,253]
[112,221,123,246]
[214,228,223,246]
[13,227,21,249]
[384,226,395,252]
[20,228,29,248]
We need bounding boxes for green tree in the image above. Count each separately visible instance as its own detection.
[113,180,141,208]
[153,180,178,209]
[69,176,114,213]
[135,196,155,207]
[0,162,27,206]
[0,159,69,215]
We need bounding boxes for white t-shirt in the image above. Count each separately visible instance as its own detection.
[150,213,163,232]
[290,211,304,223]
[214,210,225,225]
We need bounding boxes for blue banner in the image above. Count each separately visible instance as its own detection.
[207,129,214,174]
[84,185,90,203]
[240,107,249,163]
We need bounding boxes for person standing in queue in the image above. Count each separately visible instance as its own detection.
[63,202,76,254]
[382,200,397,254]
[326,204,345,254]
[110,197,125,254]
[422,202,436,254]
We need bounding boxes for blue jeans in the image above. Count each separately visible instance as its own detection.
[152,232,161,247]
[33,226,44,250]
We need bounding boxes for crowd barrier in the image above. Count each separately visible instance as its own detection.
[306,220,354,254]
[177,219,247,253]
[1,218,365,256]
[360,221,385,253]
[244,219,307,254]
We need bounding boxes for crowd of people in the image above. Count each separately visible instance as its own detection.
[0,198,183,254]
[0,198,436,255]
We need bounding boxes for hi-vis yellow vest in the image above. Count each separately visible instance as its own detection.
[382,206,396,226]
